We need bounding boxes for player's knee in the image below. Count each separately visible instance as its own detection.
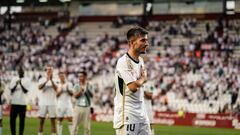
[39,118,45,124]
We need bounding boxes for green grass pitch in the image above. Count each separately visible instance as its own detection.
[2,117,240,135]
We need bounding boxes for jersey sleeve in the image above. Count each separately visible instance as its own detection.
[22,78,31,91]
[116,57,136,85]
[9,77,18,90]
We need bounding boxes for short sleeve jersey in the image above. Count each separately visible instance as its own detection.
[57,82,73,107]
[38,77,57,106]
[113,53,149,129]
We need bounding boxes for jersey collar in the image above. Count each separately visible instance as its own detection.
[126,53,139,64]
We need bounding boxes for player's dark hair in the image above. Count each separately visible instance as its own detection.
[58,69,65,74]
[45,64,53,71]
[126,27,148,41]
[79,71,87,76]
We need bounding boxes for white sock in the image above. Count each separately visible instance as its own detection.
[151,128,155,135]
[0,127,2,135]
[68,122,73,135]
[51,133,56,135]
[57,122,63,135]
[38,132,43,135]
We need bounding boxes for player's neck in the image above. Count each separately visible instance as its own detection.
[80,80,87,85]
[127,50,139,62]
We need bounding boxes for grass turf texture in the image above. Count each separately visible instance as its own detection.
[2,117,240,135]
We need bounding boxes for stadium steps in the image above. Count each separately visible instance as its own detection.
[233,46,240,57]
[43,25,59,38]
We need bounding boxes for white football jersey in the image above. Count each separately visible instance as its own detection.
[9,77,30,105]
[38,77,57,106]
[57,82,73,107]
[113,53,149,129]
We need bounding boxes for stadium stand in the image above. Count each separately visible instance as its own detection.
[1,18,240,115]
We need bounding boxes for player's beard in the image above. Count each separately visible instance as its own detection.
[138,46,148,54]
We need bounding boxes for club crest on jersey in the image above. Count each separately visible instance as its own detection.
[126,58,133,70]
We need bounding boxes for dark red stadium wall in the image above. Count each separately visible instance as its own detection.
[149,13,239,21]
[91,111,240,129]
[12,12,58,22]
[77,13,240,22]
[11,12,240,23]
[78,15,117,22]
[154,111,240,129]
[11,12,70,23]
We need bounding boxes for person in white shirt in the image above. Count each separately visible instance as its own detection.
[38,65,58,135]
[144,83,155,135]
[56,71,73,135]
[114,27,151,135]
[9,67,30,135]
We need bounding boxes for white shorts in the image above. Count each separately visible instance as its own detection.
[39,105,57,118]
[57,105,73,118]
[146,108,153,123]
[116,123,151,135]
[0,105,2,119]
[145,101,153,124]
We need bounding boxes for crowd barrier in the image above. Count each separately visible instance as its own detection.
[3,105,240,129]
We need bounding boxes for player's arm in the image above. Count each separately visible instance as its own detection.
[56,87,62,97]
[73,90,83,98]
[72,84,83,98]
[127,67,147,93]
[10,80,19,94]
[67,90,73,96]
[86,84,93,98]
[144,91,153,99]
[19,79,29,93]
[65,84,73,96]
[51,79,58,92]
[0,82,4,96]
[38,79,48,90]
[0,89,4,96]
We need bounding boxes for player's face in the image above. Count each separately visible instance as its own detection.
[59,73,65,83]
[47,66,53,76]
[134,34,149,54]
[79,73,86,82]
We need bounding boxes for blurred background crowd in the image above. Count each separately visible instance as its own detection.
[0,0,240,116]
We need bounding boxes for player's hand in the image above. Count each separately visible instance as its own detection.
[58,88,62,93]
[50,74,53,81]
[17,79,21,84]
[140,66,147,83]
[47,75,51,81]
[47,70,53,81]
[80,86,85,93]
[19,79,22,84]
